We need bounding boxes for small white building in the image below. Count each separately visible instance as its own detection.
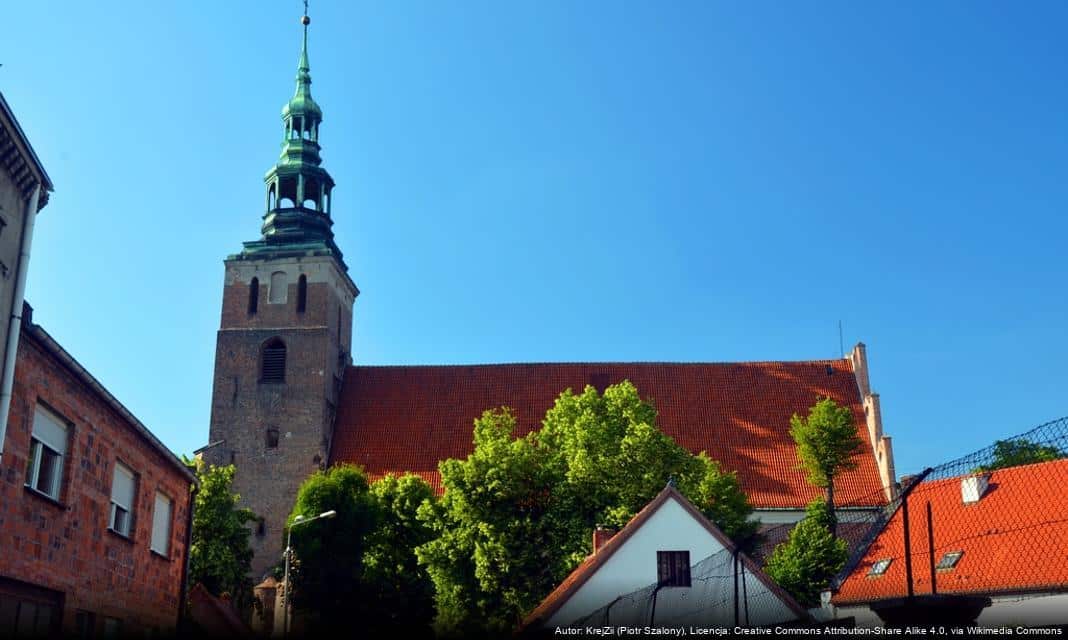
[522,484,807,630]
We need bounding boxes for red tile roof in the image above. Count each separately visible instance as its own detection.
[330,360,886,508]
[521,485,807,629]
[833,458,1068,605]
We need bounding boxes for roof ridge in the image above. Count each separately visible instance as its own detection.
[348,358,853,369]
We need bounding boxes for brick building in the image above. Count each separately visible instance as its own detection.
[0,311,196,636]
[0,92,196,636]
[207,12,898,579]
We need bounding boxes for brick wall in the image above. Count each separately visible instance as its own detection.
[0,328,193,635]
[207,254,355,577]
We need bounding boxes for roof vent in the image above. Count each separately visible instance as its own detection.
[961,473,991,505]
[825,365,834,376]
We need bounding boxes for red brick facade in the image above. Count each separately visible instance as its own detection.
[206,256,356,577]
[0,322,195,636]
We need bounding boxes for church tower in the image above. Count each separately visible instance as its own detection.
[206,9,358,576]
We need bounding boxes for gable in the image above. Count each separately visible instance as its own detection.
[525,488,806,628]
[330,360,886,508]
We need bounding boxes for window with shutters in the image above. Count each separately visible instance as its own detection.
[24,405,69,501]
[248,277,259,314]
[151,492,173,556]
[261,338,286,383]
[109,463,136,537]
[657,550,691,587]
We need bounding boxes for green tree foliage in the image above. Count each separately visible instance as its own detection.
[185,458,256,615]
[287,465,436,636]
[789,397,863,534]
[417,381,757,635]
[975,438,1064,472]
[364,474,438,633]
[764,499,848,607]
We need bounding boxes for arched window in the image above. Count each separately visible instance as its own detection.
[248,277,259,314]
[261,338,286,384]
[268,184,277,211]
[297,275,307,313]
[269,271,287,304]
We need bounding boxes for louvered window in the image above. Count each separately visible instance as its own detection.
[261,340,286,383]
[657,550,691,587]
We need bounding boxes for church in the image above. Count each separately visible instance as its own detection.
[204,13,897,577]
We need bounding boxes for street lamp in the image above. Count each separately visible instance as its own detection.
[282,510,336,638]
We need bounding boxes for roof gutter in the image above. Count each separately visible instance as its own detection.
[21,322,196,483]
[0,183,39,462]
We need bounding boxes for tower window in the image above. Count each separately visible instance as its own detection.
[297,275,307,313]
[248,278,259,314]
[269,271,287,304]
[265,428,280,449]
[261,339,286,384]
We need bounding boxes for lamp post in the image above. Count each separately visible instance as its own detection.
[282,509,336,638]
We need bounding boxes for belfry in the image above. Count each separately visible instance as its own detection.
[205,6,358,576]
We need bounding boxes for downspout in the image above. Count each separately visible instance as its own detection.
[178,480,199,632]
[0,183,40,462]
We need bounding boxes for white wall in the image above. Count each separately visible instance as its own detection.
[827,592,1068,628]
[545,496,799,628]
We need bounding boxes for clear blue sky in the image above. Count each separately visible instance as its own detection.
[5,1,1066,478]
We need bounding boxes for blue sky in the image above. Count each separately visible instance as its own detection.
[5,1,1066,477]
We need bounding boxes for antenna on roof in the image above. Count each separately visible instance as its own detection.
[838,320,844,357]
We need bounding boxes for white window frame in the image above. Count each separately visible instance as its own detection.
[109,463,136,537]
[25,405,69,500]
[150,491,173,556]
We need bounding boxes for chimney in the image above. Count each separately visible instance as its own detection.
[592,526,616,553]
[961,473,991,505]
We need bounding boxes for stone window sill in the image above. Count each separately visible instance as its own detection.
[107,528,135,545]
[23,485,67,510]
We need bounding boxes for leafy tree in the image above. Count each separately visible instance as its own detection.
[789,397,863,536]
[764,499,848,607]
[286,465,437,636]
[364,474,438,634]
[975,438,1064,472]
[184,458,256,616]
[417,381,757,635]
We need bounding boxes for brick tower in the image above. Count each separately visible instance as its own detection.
[205,10,357,577]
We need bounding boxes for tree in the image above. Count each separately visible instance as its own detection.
[286,465,437,636]
[789,397,863,536]
[764,499,848,607]
[364,474,438,634]
[417,381,757,635]
[975,438,1064,472]
[184,459,256,617]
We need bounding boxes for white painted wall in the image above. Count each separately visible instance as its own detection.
[826,592,1068,628]
[545,496,799,628]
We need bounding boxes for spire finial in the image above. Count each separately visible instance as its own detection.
[299,1,311,70]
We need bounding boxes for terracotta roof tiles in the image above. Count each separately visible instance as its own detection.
[330,360,886,508]
[833,458,1068,604]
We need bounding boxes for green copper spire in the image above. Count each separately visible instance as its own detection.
[239,3,345,267]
